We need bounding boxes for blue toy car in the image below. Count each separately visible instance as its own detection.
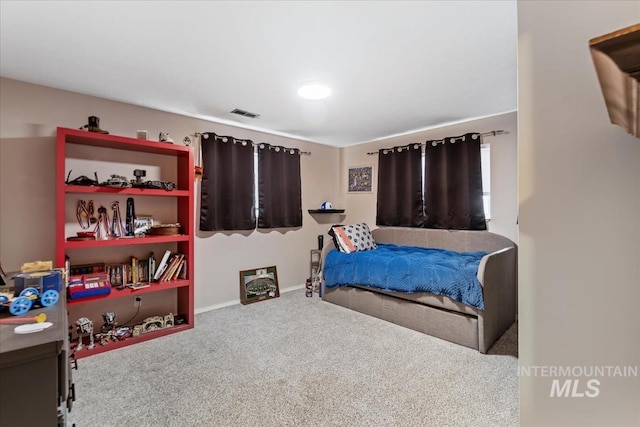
[0,270,62,316]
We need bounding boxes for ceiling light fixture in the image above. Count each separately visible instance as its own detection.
[297,83,331,100]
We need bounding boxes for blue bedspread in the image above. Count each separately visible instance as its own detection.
[324,244,487,310]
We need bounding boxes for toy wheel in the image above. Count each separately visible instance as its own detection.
[0,295,9,304]
[10,296,33,315]
[19,287,39,298]
[40,290,59,307]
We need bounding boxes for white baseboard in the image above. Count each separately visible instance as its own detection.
[281,283,306,293]
[195,283,306,315]
[195,299,240,314]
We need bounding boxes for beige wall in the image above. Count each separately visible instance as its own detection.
[518,1,640,426]
[0,77,341,311]
[340,111,519,243]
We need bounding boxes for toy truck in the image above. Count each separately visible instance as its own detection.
[0,270,62,316]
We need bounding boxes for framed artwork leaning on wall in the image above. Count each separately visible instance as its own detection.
[239,266,280,305]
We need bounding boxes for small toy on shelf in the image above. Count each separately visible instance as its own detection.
[96,311,118,346]
[65,170,99,186]
[80,116,109,134]
[0,270,62,316]
[159,132,174,143]
[100,175,131,188]
[140,313,174,333]
[114,326,132,340]
[75,317,95,351]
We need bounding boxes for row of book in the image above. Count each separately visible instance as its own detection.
[68,251,186,287]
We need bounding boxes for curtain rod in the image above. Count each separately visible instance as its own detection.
[366,130,505,155]
[193,132,311,155]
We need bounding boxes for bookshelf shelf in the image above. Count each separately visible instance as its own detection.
[71,324,191,360]
[65,185,190,197]
[64,235,189,249]
[67,280,190,306]
[56,127,195,358]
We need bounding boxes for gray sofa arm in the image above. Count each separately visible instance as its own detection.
[476,246,518,353]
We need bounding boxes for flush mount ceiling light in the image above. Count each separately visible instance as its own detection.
[297,83,331,100]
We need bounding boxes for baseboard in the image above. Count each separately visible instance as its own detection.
[195,283,306,315]
[281,283,306,293]
[195,299,240,314]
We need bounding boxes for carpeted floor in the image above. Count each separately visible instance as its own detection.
[67,290,518,427]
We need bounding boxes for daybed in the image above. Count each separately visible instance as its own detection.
[321,226,517,353]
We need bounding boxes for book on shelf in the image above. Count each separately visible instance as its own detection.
[148,252,156,280]
[153,250,172,281]
[95,257,150,288]
[177,259,187,280]
[173,259,185,280]
[127,282,150,290]
[137,259,149,283]
[69,262,106,276]
[131,256,138,284]
[159,253,184,282]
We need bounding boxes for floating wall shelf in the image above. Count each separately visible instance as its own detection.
[308,209,345,214]
[590,23,640,139]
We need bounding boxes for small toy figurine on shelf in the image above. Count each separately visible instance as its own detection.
[97,311,118,346]
[75,317,95,351]
[159,132,174,143]
[80,116,109,134]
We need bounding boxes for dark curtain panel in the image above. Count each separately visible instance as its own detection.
[424,133,486,230]
[199,134,255,231]
[258,145,302,228]
[376,144,424,227]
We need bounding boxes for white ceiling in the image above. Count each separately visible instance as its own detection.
[0,1,517,147]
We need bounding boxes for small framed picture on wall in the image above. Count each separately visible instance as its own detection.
[347,165,373,193]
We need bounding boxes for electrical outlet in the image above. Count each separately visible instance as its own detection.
[134,296,142,308]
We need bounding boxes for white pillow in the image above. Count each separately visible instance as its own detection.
[330,223,377,253]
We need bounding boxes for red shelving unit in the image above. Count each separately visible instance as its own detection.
[55,127,195,359]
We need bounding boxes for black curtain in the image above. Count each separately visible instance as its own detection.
[376,144,424,227]
[199,133,255,231]
[424,133,486,230]
[258,144,302,228]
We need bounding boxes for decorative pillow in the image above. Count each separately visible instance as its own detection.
[328,223,377,253]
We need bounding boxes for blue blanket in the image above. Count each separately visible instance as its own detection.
[324,244,487,310]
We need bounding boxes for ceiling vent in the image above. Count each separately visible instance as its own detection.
[230,108,260,119]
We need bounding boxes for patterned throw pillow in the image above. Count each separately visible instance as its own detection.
[329,223,377,253]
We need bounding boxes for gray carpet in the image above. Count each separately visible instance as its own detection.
[68,290,518,427]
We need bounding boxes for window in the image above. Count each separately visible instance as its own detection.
[481,144,491,220]
[199,133,301,231]
[254,149,259,220]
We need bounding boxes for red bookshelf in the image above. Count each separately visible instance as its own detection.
[56,127,195,358]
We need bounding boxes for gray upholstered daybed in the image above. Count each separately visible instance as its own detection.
[321,226,517,353]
